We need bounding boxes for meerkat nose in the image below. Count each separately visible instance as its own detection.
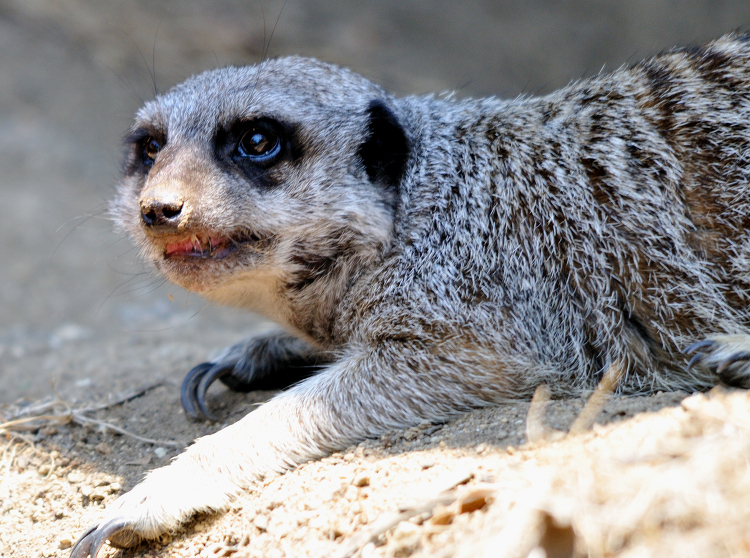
[139,197,185,234]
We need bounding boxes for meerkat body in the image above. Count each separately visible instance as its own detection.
[73,34,750,557]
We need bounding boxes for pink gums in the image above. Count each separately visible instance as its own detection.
[164,236,229,257]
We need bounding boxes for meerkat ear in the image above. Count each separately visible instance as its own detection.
[357,100,410,189]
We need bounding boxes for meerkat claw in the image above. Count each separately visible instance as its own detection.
[70,519,138,558]
[687,352,704,369]
[69,524,98,558]
[682,336,750,387]
[683,339,716,355]
[180,334,329,421]
[195,364,234,419]
[683,339,716,369]
[181,362,223,421]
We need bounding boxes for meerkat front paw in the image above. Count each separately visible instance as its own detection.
[70,460,239,558]
[181,332,328,420]
[685,334,750,388]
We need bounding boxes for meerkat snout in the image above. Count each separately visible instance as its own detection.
[139,197,185,233]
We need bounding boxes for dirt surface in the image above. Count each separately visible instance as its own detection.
[2,2,750,557]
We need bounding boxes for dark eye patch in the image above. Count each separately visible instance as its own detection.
[142,137,162,165]
[124,127,167,175]
[229,119,286,166]
[214,118,301,187]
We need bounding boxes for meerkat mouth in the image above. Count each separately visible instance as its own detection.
[162,231,262,259]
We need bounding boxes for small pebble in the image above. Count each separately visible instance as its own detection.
[353,474,370,487]
[68,472,85,483]
[95,442,111,455]
[403,427,420,441]
[392,520,419,540]
[154,447,168,459]
[254,514,269,531]
[41,425,59,437]
[304,499,323,511]
[90,491,106,501]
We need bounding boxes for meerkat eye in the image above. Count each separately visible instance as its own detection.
[142,137,162,165]
[237,126,281,161]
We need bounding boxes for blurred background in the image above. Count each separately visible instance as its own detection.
[2,0,750,403]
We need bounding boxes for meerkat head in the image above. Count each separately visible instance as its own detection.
[112,57,410,332]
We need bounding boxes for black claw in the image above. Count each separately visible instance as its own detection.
[684,339,717,370]
[96,519,137,555]
[89,524,114,558]
[181,363,213,420]
[195,364,232,421]
[69,519,136,558]
[683,339,716,354]
[180,362,233,421]
[70,524,98,558]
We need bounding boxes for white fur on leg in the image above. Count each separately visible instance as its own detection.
[94,346,502,546]
[99,456,240,547]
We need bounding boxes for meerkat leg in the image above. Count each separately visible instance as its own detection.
[71,344,504,557]
[181,332,329,420]
[685,334,750,388]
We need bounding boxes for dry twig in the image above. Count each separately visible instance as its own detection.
[0,380,181,447]
[569,362,623,435]
[526,384,565,444]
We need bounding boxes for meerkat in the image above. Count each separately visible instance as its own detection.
[72,33,750,557]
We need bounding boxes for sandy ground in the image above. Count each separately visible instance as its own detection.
[2,2,750,557]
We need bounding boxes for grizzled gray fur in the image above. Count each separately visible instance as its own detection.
[73,33,750,557]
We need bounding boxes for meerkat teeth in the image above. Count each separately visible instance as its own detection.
[163,234,236,258]
[78,32,750,557]
[191,234,202,253]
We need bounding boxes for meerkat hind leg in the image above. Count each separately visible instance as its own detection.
[181,332,328,420]
[685,334,750,388]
